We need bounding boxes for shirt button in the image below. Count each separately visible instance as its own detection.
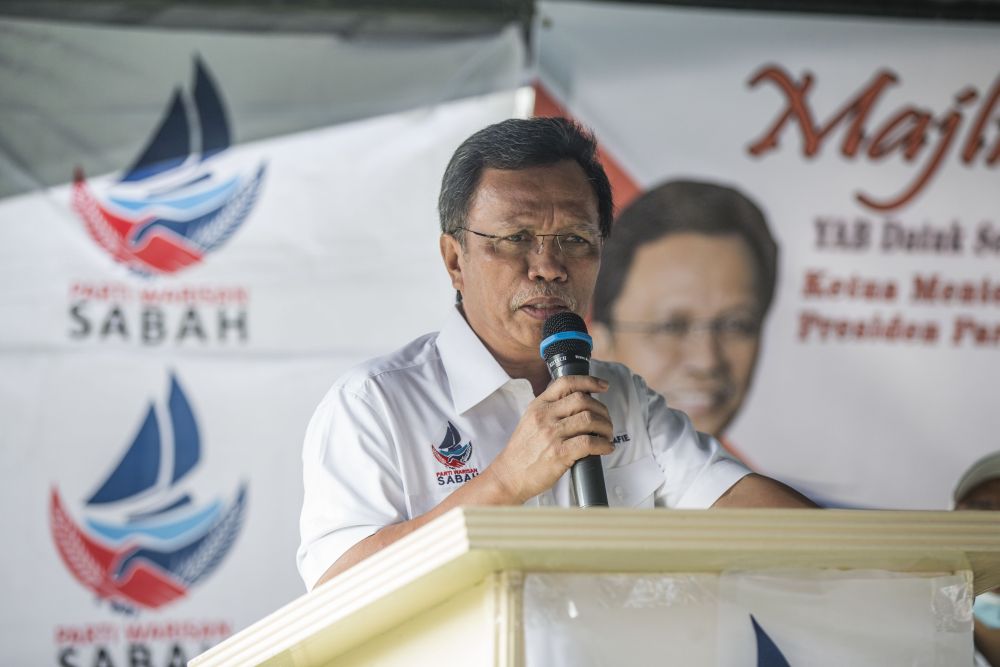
[614,486,624,501]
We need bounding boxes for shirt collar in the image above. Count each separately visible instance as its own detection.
[437,305,515,415]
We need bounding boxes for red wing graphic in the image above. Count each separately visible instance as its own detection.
[49,489,187,609]
[112,561,187,609]
[129,234,202,274]
[72,172,133,265]
[71,172,203,274]
[431,446,466,469]
[50,488,119,600]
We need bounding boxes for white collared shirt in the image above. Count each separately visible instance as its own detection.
[297,307,750,589]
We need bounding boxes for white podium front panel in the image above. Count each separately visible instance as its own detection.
[523,570,973,667]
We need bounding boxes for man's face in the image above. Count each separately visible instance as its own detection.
[440,161,601,368]
[956,478,1000,511]
[594,233,762,436]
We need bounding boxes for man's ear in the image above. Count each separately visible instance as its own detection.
[440,233,464,293]
[590,320,616,361]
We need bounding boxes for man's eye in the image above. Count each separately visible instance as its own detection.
[719,319,759,336]
[502,233,530,243]
[658,320,690,335]
[562,234,590,245]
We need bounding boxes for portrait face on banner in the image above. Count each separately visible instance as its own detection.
[590,179,775,442]
[593,232,762,437]
[537,2,1000,508]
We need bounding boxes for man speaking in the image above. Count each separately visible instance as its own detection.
[297,118,812,591]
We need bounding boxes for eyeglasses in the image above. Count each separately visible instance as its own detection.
[610,314,761,342]
[457,227,602,260]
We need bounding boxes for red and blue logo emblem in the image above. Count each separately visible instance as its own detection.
[71,56,265,275]
[431,421,472,469]
[431,422,479,487]
[49,374,247,612]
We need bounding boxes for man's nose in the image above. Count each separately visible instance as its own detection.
[526,237,568,282]
[680,326,727,373]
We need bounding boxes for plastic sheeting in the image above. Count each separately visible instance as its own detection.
[523,570,973,666]
[0,17,525,198]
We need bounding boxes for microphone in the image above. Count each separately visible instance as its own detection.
[539,312,609,508]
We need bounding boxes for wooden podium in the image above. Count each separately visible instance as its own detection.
[192,508,1000,666]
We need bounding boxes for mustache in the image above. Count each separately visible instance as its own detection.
[509,287,578,313]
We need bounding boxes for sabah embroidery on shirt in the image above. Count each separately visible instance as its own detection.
[431,421,479,486]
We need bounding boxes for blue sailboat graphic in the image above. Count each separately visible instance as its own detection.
[432,421,473,469]
[751,615,792,667]
[86,375,207,528]
[120,56,231,185]
[81,374,246,598]
[438,422,471,462]
[73,55,266,275]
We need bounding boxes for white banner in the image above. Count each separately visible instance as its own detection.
[0,17,524,664]
[0,90,522,354]
[536,2,1000,509]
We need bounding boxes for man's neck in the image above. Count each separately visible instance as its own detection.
[483,337,550,396]
[457,305,550,396]
[497,358,551,397]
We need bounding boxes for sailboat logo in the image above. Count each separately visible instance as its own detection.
[431,421,473,469]
[71,56,266,275]
[751,615,791,666]
[50,374,247,612]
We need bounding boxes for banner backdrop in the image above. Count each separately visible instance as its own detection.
[0,16,524,665]
[535,2,1000,509]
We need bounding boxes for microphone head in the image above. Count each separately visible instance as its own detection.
[540,312,592,362]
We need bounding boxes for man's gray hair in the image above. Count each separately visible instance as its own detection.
[592,180,778,325]
[438,117,614,244]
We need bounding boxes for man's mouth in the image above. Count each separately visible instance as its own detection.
[517,299,570,321]
[665,388,732,416]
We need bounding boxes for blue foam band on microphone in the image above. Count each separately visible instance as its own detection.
[539,331,593,359]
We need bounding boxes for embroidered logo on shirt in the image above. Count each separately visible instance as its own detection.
[612,432,631,445]
[431,421,479,486]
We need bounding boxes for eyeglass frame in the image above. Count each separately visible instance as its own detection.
[608,313,763,342]
[455,226,603,259]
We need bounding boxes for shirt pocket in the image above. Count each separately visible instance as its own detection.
[603,456,663,508]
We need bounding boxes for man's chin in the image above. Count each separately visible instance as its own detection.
[674,405,731,437]
[500,317,547,358]
[663,392,738,434]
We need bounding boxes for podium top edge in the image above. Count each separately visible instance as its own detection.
[449,506,1000,538]
[191,507,1000,667]
[451,505,997,521]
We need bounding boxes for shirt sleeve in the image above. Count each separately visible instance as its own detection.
[637,374,751,509]
[296,382,405,590]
